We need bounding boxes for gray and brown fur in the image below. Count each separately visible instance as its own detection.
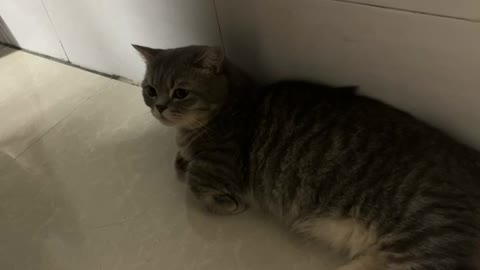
[133,44,480,270]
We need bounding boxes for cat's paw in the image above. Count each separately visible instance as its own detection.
[206,194,247,215]
[189,182,247,215]
[192,191,247,215]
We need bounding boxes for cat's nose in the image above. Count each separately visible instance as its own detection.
[155,104,167,112]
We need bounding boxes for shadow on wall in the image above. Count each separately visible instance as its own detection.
[0,16,18,57]
[217,1,267,83]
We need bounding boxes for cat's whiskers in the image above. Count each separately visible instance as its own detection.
[186,123,206,141]
[191,119,212,138]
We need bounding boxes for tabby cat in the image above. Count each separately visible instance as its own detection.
[133,44,480,270]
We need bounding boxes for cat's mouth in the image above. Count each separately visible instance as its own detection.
[158,114,176,126]
[151,108,176,126]
[151,108,209,129]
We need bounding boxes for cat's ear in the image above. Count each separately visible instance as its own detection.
[132,44,161,62]
[193,46,225,74]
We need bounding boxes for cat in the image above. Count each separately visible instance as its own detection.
[133,44,480,270]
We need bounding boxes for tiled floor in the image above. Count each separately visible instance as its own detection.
[0,46,342,270]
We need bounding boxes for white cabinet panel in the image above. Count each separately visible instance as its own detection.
[0,0,67,59]
[216,0,480,148]
[338,0,480,20]
[42,0,222,81]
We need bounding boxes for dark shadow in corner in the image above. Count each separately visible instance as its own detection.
[0,16,18,58]
[214,2,268,84]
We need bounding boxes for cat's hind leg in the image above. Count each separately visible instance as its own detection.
[292,216,385,269]
[293,216,378,258]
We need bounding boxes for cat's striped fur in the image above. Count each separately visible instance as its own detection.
[134,45,480,270]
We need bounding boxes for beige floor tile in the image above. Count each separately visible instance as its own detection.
[0,47,111,158]
[0,52,343,270]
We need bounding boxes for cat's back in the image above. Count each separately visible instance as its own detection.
[247,80,480,270]
[252,80,479,163]
[248,81,480,213]
[251,80,445,158]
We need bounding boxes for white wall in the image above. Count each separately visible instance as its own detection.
[2,0,480,149]
[1,0,221,81]
[216,0,480,148]
[336,0,480,20]
[41,0,222,81]
[0,0,66,59]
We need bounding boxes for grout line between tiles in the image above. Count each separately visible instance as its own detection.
[0,42,139,86]
[13,85,108,160]
[328,0,480,22]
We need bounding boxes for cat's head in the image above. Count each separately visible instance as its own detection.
[133,44,228,129]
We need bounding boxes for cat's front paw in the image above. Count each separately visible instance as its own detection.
[191,187,247,215]
[206,194,247,215]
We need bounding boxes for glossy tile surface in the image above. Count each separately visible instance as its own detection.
[0,46,108,158]
[0,48,343,269]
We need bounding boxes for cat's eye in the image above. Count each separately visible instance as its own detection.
[173,88,189,100]
[145,86,157,97]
